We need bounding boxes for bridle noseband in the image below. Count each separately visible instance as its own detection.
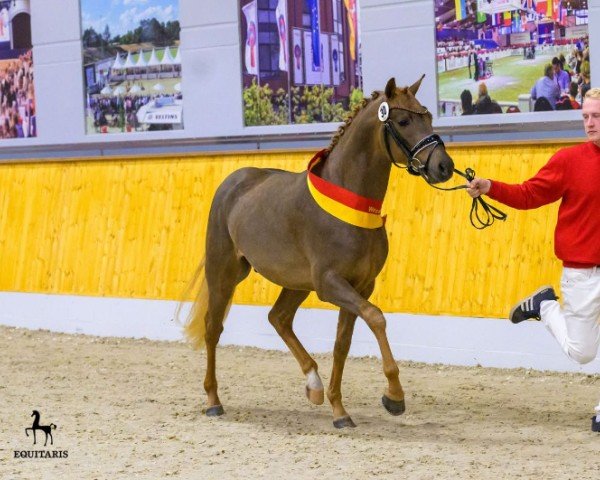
[379,102,444,179]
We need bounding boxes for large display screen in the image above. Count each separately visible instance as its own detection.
[81,0,183,135]
[435,0,590,116]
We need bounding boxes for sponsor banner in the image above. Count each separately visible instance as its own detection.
[292,28,304,85]
[242,0,259,76]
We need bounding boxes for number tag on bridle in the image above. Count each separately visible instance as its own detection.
[378,102,389,122]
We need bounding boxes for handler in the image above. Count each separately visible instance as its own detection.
[466,88,600,431]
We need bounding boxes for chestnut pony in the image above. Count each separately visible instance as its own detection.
[181,77,455,428]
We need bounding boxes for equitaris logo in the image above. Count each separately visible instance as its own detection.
[13,410,69,459]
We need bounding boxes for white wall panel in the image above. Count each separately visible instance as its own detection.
[1,0,595,152]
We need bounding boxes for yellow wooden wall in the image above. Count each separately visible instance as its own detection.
[0,144,567,318]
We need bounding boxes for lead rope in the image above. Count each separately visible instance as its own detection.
[422,167,507,230]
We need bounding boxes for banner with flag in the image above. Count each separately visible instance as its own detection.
[307,0,321,71]
[331,34,340,86]
[292,28,304,85]
[343,0,357,61]
[275,0,288,72]
[503,11,511,26]
[547,0,554,19]
[536,1,547,14]
[321,33,331,86]
[455,0,467,21]
[303,30,321,84]
[242,0,259,76]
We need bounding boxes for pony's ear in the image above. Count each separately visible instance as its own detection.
[408,74,426,96]
[384,77,397,99]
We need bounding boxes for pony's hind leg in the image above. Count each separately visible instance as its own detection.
[268,288,324,405]
[203,253,250,417]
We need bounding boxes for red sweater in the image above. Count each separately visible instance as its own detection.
[487,142,600,268]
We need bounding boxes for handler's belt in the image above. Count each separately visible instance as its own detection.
[307,150,385,229]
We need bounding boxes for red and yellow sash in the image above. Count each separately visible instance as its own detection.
[307,150,385,229]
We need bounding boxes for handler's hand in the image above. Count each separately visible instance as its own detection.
[466,178,491,198]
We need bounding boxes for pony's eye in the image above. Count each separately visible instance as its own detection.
[398,119,410,127]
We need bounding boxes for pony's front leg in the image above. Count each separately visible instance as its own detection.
[316,272,405,425]
[328,309,357,428]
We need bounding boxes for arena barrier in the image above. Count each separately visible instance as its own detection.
[1,143,598,373]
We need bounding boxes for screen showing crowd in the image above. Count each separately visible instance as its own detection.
[435,0,590,116]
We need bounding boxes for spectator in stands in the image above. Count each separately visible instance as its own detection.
[567,49,578,72]
[580,71,591,100]
[534,97,553,112]
[460,89,474,115]
[559,53,571,74]
[474,82,502,114]
[473,50,480,82]
[568,81,581,109]
[467,49,473,79]
[552,57,570,94]
[575,50,583,75]
[530,64,560,110]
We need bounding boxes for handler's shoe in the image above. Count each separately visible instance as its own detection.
[509,286,558,324]
[593,406,600,432]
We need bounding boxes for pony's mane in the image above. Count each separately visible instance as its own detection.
[325,90,382,155]
[325,86,412,155]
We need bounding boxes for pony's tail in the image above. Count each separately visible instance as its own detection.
[175,257,235,350]
[175,258,209,350]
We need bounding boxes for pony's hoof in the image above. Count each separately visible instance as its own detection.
[333,416,356,429]
[305,386,325,405]
[381,395,405,416]
[205,405,224,417]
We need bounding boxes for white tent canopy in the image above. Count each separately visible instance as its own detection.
[122,51,136,69]
[173,47,181,65]
[111,53,125,70]
[147,48,160,67]
[160,47,175,66]
[135,50,148,68]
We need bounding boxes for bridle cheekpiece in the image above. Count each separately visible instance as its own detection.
[378,100,445,179]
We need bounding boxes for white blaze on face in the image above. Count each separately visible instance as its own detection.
[306,368,323,391]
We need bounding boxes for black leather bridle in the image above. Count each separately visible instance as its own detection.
[380,103,507,229]
[382,105,444,179]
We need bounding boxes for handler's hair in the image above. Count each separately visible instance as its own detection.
[584,88,600,100]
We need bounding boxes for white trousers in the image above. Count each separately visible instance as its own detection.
[541,266,600,365]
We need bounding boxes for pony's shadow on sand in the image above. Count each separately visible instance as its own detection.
[192,403,467,444]
[189,396,588,444]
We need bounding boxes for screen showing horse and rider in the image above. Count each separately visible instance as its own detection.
[435,0,590,116]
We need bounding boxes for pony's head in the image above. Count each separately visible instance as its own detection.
[379,76,454,184]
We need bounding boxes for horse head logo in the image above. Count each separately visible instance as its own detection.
[24,410,57,447]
